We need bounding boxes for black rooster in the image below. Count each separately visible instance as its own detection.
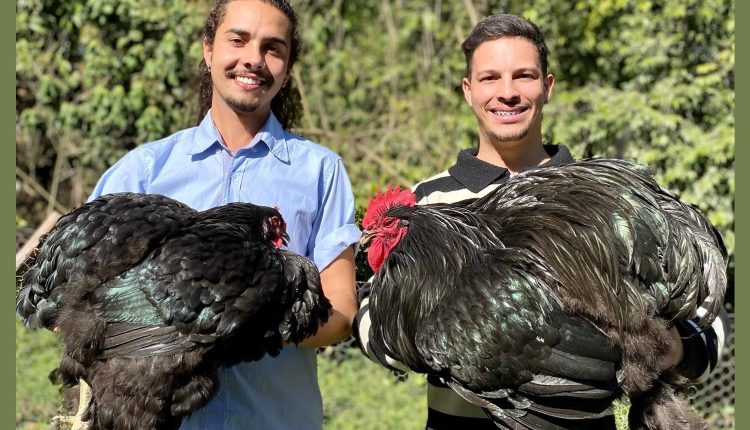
[360,158,726,430]
[16,192,331,430]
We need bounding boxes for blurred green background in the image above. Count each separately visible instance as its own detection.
[16,0,734,428]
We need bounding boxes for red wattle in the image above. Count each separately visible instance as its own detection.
[367,227,408,273]
[368,242,386,273]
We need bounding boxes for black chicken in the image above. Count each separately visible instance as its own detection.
[16,192,331,430]
[360,158,726,430]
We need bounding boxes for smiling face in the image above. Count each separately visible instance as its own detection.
[203,0,292,118]
[462,37,554,150]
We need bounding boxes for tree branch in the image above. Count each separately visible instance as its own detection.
[16,166,69,214]
[463,0,478,26]
[16,210,61,271]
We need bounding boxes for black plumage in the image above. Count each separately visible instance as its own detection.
[17,192,331,430]
[362,158,726,430]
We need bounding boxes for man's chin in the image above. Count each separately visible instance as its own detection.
[487,128,530,144]
[225,97,262,114]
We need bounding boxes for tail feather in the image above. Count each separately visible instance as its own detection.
[657,195,728,328]
[518,374,617,399]
[448,379,616,430]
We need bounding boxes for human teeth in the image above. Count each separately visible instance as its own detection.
[492,111,520,116]
[236,76,263,85]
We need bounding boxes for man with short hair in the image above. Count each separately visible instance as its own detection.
[355,13,726,429]
[90,1,360,428]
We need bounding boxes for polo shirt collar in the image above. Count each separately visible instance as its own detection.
[448,144,574,193]
[189,111,290,163]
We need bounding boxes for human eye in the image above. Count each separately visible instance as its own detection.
[265,42,287,58]
[516,70,538,80]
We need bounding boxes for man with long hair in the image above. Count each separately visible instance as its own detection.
[90,1,360,428]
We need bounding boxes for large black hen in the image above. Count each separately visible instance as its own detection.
[16,192,331,430]
[361,158,726,430]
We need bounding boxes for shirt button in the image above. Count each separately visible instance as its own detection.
[216,149,221,154]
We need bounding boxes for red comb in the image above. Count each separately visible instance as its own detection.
[362,186,416,229]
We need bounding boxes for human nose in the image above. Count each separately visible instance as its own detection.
[240,42,265,70]
[496,79,520,103]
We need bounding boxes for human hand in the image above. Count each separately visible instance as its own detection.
[658,326,685,372]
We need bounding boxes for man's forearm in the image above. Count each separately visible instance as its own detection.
[296,246,357,349]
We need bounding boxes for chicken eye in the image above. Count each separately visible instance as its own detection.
[382,217,398,228]
[272,216,285,233]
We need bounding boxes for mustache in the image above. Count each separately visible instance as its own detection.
[225,68,273,83]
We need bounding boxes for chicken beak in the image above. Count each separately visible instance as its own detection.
[282,231,290,247]
[360,229,374,249]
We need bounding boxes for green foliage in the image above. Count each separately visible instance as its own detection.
[16,319,64,429]
[319,354,426,429]
[614,398,629,430]
[292,1,478,205]
[16,0,207,213]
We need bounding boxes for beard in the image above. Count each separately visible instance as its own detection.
[486,126,530,143]
[479,110,543,145]
[224,96,262,114]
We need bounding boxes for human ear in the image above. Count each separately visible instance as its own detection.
[462,77,472,106]
[203,37,213,67]
[543,73,555,103]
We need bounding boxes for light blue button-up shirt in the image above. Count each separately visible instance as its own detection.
[89,111,360,430]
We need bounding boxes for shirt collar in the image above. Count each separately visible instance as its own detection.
[188,111,290,163]
[252,112,290,163]
[448,144,575,193]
